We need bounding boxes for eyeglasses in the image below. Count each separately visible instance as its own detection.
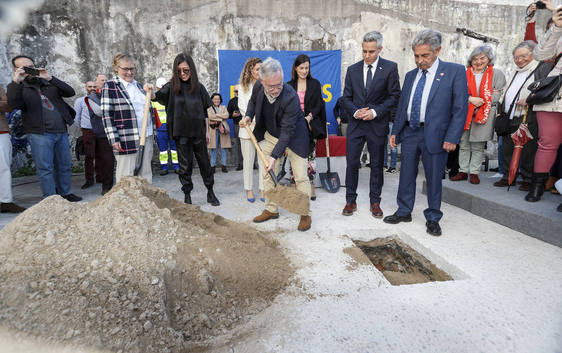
[118,66,135,72]
[264,83,283,91]
[514,53,532,61]
[178,67,191,74]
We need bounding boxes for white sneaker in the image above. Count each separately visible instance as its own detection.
[490,172,504,178]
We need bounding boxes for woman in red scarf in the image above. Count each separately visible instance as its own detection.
[451,45,506,184]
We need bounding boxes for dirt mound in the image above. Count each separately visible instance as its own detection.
[0,177,293,352]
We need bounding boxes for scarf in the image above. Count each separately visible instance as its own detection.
[465,65,493,130]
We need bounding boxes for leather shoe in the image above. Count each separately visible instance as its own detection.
[160,170,169,176]
[253,210,279,223]
[1,202,26,213]
[62,193,82,202]
[450,172,468,181]
[81,180,94,189]
[101,187,111,196]
[383,212,412,224]
[469,174,480,184]
[426,220,442,236]
[370,202,383,218]
[207,190,220,206]
[221,165,228,173]
[342,203,357,216]
[184,193,192,204]
[298,215,312,231]
[493,178,512,187]
[211,166,216,174]
[518,181,531,191]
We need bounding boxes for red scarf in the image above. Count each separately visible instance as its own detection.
[465,65,493,130]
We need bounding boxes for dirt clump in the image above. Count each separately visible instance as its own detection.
[0,177,293,352]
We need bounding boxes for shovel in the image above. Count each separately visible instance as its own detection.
[243,125,309,215]
[276,154,288,181]
[318,123,341,193]
[133,89,153,176]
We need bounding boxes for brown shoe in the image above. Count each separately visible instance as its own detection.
[450,172,468,181]
[370,202,383,218]
[545,176,557,191]
[469,174,480,184]
[221,165,228,173]
[342,203,357,216]
[1,202,26,213]
[519,181,531,191]
[252,210,279,223]
[298,215,311,231]
[493,178,511,187]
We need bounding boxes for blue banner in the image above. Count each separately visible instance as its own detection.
[218,50,341,136]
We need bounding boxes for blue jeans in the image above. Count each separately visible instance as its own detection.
[210,133,227,166]
[384,122,398,168]
[28,132,72,197]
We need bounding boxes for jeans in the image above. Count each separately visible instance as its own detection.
[28,132,72,197]
[210,133,227,166]
[384,122,398,168]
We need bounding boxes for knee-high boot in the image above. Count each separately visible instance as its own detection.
[524,173,549,202]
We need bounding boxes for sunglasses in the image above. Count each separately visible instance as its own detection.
[178,67,191,74]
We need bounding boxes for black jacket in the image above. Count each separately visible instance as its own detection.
[287,77,327,139]
[7,76,76,134]
[227,96,241,124]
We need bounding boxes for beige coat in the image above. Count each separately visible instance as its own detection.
[533,24,562,113]
[207,105,231,149]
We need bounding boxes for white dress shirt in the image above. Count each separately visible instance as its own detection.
[123,80,153,136]
[407,58,440,123]
[354,57,380,119]
[504,71,529,120]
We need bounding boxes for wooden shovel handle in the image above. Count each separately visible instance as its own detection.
[139,89,152,147]
[243,124,278,185]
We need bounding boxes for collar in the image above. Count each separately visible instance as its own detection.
[121,78,138,89]
[364,57,380,70]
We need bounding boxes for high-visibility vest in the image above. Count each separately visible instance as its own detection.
[152,101,167,124]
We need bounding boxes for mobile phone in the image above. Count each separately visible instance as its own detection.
[23,66,40,76]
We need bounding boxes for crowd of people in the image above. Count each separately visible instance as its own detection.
[1,3,561,235]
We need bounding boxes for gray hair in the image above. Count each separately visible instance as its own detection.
[363,31,383,49]
[467,44,496,66]
[259,57,283,80]
[411,29,442,52]
[512,40,536,56]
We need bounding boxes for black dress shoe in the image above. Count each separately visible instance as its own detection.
[383,213,412,224]
[236,165,243,171]
[62,193,82,202]
[184,194,192,204]
[160,170,169,176]
[81,181,94,189]
[557,203,562,212]
[207,190,220,206]
[426,220,442,236]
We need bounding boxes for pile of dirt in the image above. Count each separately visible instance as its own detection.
[0,177,293,352]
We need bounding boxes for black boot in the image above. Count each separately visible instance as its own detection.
[207,189,220,206]
[557,203,562,212]
[184,193,192,204]
[525,173,549,202]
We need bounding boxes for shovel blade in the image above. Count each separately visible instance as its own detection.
[265,185,310,215]
[133,145,145,176]
[319,172,340,193]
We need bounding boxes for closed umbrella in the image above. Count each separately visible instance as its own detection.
[507,106,533,189]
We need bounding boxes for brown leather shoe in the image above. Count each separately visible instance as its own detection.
[342,203,357,216]
[298,215,311,231]
[450,172,468,181]
[370,202,383,218]
[252,210,279,223]
[1,202,26,213]
[493,178,511,187]
[469,174,480,184]
[519,181,531,191]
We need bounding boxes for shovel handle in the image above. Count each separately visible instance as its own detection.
[243,124,278,186]
[139,89,152,147]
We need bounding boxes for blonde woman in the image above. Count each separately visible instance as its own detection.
[238,58,265,202]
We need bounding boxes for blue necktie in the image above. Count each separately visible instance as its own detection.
[366,65,373,89]
[410,70,427,129]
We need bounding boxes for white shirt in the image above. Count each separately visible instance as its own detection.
[407,58,440,123]
[353,57,380,119]
[74,96,92,129]
[122,80,153,136]
[504,71,529,120]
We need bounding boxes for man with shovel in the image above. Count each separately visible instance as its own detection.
[239,57,312,231]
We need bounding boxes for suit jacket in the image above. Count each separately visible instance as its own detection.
[342,58,401,137]
[245,81,310,159]
[287,77,327,139]
[392,60,469,154]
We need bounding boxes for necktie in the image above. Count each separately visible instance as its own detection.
[366,65,373,89]
[410,70,427,129]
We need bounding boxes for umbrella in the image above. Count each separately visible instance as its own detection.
[507,107,533,189]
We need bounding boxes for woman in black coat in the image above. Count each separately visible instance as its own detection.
[287,54,327,200]
[153,53,219,206]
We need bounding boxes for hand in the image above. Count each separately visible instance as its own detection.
[143,83,154,92]
[37,68,52,81]
[516,97,528,106]
[336,117,341,125]
[112,142,124,153]
[389,135,397,149]
[527,3,537,22]
[266,156,276,172]
[543,0,555,11]
[363,109,375,121]
[305,113,313,123]
[239,116,251,127]
[553,7,562,27]
[468,96,485,107]
[12,67,25,84]
[443,142,456,152]
[354,108,368,120]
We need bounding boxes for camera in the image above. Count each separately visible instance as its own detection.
[23,66,40,76]
[536,1,546,9]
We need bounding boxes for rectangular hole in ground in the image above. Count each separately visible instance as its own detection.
[353,236,453,285]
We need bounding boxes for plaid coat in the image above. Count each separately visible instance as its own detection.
[101,76,148,155]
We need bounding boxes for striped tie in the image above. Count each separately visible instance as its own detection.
[410,70,427,129]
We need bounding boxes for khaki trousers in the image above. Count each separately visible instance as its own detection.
[114,135,153,183]
[261,132,310,216]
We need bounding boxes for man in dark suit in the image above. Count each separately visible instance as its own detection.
[240,57,312,231]
[383,29,468,236]
[341,31,401,218]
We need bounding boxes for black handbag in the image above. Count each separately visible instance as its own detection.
[526,53,562,106]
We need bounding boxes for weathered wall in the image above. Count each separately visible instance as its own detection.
[0,0,552,98]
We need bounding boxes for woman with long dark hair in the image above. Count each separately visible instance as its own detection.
[287,54,327,200]
[153,53,219,206]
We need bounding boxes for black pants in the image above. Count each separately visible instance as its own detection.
[176,137,214,194]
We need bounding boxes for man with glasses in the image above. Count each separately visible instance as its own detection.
[239,57,312,231]
[7,55,82,202]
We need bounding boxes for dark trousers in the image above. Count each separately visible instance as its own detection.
[501,114,538,183]
[82,128,97,182]
[345,130,385,204]
[232,125,243,167]
[176,137,214,194]
[95,137,114,189]
[396,127,448,222]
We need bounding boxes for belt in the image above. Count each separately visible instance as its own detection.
[406,121,424,127]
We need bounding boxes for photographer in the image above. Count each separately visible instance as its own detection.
[526,0,556,43]
[7,55,82,202]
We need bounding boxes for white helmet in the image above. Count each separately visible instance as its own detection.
[156,77,167,89]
